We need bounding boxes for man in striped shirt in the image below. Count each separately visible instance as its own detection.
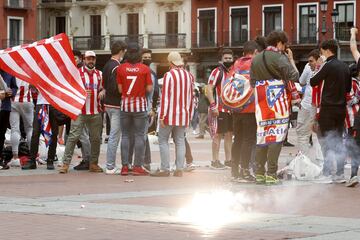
[117,43,153,176]
[9,79,34,167]
[151,51,194,177]
[59,51,104,174]
[206,49,234,169]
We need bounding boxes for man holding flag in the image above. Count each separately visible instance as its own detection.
[59,51,104,174]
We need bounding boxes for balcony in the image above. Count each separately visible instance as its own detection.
[76,0,108,7]
[191,32,217,48]
[1,39,33,49]
[40,0,73,9]
[73,36,105,50]
[148,34,186,49]
[4,0,32,10]
[110,35,144,47]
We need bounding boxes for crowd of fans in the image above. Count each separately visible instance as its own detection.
[0,28,359,188]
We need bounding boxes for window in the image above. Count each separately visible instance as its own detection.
[8,0,24,8]
[230,7,248,46]
[198,9,216,47]
[90,15,101,49]
[55,17,66,35]
[166,12,178,48]
[299,5,317,43]
[8,17,23,47]
[335,2,354,41]
[263,6,282,36]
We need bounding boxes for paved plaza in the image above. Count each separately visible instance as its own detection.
[0,129,359,240]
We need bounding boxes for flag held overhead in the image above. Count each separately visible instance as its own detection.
[0,33,86,120]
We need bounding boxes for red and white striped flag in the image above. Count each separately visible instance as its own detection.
[0,33,86,119]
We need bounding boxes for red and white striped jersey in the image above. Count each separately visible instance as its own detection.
[79,67,103,115]
[13,78,32,103]
[159,67,195,127]
[117,62,152,112]
[208,66,230,113]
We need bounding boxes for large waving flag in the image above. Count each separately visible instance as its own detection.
[0,33,86,119]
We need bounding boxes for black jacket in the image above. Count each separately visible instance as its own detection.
[310,55,351,108]
[103,58,121,107]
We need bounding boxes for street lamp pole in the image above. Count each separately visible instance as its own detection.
[320,0,328,40]
[331,8,339,57]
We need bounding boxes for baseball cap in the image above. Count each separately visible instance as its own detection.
[84,50,96,58]
[167,51,184,66]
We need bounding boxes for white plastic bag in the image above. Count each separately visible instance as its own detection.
[289,153,322,181]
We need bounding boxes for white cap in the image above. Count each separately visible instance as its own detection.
[84,50,96,58]
[167,51,184,67]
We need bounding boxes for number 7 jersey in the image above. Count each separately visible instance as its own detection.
[117,62,153,112]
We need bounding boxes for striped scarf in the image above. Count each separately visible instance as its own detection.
[38,105,52,147]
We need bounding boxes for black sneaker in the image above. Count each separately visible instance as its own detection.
[0,162,9,170]
[73,160,89,170]
[283,141,295,147]
[104,137,109,144]
[242,169,256,183]
[224,160,232,168]
[210,160,226,170]
[22,159,37,170]
[47,160,55,170]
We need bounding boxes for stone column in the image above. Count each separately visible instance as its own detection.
[105,33,110,51]
[187,62,199,81]
[143,33,149,48]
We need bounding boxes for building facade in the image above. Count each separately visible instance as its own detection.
[191,0,359,82]
[37,0,192,76]
[0,0,37,49]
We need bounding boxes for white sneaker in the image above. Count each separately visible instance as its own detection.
[37,158,47,165]
[192,130,199,135]
[105,167,121,175]
[7,158,21,167]
[333,174,346,184]
[314,175,333,184]
[345,176,359,187]
[184,163,196,172]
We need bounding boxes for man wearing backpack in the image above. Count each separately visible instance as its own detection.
[103,41,127,174]
[226,41,260,182]
[205,49,234,169]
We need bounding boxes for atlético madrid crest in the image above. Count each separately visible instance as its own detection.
[266,84,288,116]
[221,70,254,112]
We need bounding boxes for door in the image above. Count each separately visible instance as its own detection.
[127,13,139,43]
[166,12,178,47]
[90,15,101,49]
[55,16,66,35]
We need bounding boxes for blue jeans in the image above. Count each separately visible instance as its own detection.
[128,117,151,165]
[158,125,185,171]
[106,107,121,170]
[120,111,147,166]
[191,108,199,130]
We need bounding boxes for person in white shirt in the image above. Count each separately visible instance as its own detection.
[296,49,323,160]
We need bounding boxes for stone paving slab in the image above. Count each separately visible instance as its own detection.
[0,129,359,239]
